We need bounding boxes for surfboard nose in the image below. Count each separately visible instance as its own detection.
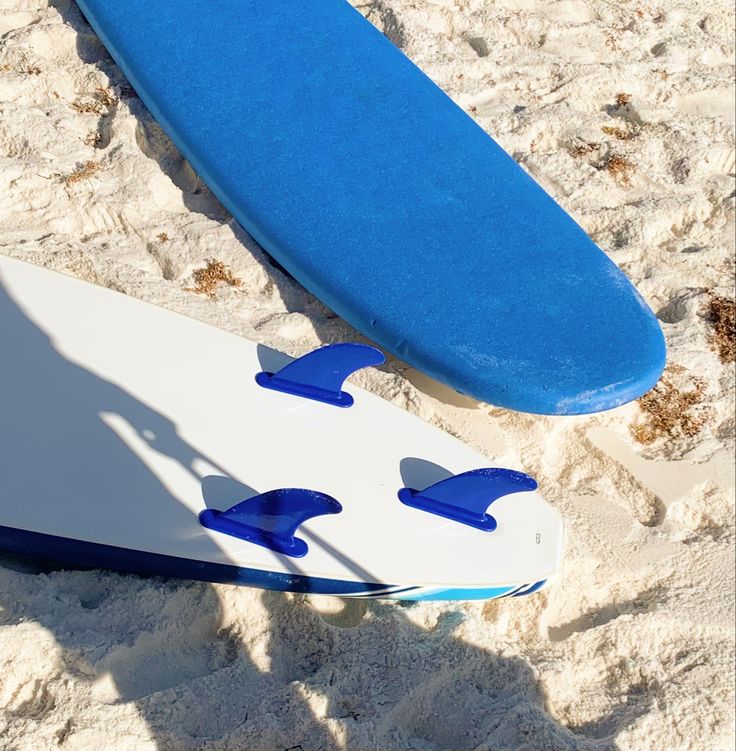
[390,242,667,416]
[537,275,667,415]
[500,302,665,416]
[548,316,667,414]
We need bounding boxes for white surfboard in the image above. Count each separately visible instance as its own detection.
[0,256,563,600]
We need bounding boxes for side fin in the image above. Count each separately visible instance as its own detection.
[256,342,385,407]
[199,488,342,558]
[398,468,538,531]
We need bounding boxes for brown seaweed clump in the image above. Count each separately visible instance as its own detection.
[704,294,735,364]
[63,160,100,185]
[71,86,118,115]
[632,366,711,444]
[601,125,638,141]
[606,154,634,186]
[185,259,242,299]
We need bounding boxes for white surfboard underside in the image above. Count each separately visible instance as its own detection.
[0,256,563,597]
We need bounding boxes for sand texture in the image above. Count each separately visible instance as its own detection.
[0,1,734,749]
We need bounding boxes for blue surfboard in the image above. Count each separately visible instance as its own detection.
[74,0,665,414]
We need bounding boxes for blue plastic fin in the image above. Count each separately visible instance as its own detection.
[199,488,342,558]
[256,343,386,407]
[398,468,538,531]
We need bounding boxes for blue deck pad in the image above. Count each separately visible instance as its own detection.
[75,0,666,414]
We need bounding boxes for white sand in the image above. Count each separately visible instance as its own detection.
[0,1,734,749]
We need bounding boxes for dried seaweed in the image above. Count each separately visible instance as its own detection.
[185,260,243,299]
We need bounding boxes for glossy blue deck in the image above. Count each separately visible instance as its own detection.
[74,0,665,414]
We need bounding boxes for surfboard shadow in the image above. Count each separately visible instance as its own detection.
[244,590,654,751]
[200,475,259,511]
[255,342,294,375]
[399,456,455,490]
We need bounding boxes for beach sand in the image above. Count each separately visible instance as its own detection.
[0,1,734,749]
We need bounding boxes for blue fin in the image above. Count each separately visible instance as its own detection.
[398,468,538,531]
[256,343,385,407]
[199,488,342,558]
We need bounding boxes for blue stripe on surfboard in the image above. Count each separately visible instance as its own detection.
[0,525,528,601]
[0,526,538,601]
[0,525,394,596]
[400,586,518,601]
[340,586,422,599]
[511,579,548,597]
